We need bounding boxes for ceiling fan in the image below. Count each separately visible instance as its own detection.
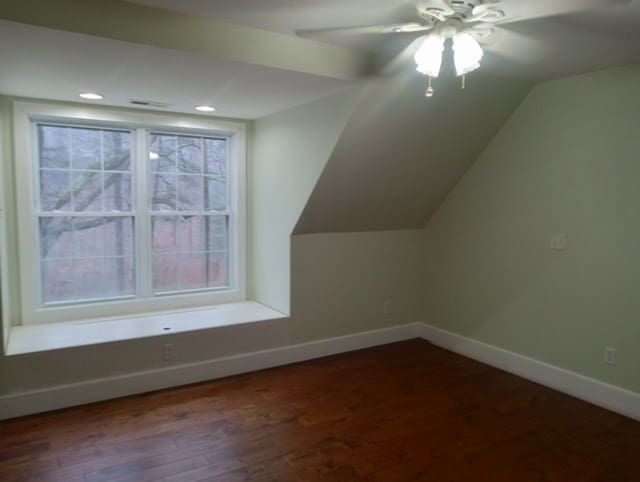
[296,0,629,97]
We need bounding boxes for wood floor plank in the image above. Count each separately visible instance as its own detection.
[1,339,639,481]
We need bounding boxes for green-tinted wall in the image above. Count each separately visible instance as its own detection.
[423,64,640,393]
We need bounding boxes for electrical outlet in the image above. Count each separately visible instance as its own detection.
[163,343,175,362]
[383,300,392,315]
[604,346,616,366]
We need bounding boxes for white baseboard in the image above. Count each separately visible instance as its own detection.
[417,322,640,422]
[0,323,421,420]
[3,321,639,422]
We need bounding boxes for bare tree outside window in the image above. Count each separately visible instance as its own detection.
[36,124,230,305]
[38,125,134,303]
[150,133,229,293]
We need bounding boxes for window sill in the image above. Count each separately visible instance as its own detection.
[5,301,286,356]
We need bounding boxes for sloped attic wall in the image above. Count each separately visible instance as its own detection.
[295,70,532,234]
[249,87,363,313]
[422,64,640,394]
[249,82,425,342]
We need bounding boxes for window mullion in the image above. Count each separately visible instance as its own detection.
[134,128,152,298]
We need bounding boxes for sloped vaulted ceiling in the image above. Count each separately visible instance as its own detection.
[3,0,640,236]
[120,0,640,235]
[294,72,532,233]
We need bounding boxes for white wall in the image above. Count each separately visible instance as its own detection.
[423,64,640,393]
[249,88,362,313]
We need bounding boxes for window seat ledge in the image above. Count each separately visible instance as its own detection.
[6,301,287,356]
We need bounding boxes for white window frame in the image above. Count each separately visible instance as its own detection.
[13,101,246,325]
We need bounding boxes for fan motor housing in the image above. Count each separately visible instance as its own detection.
[418,0,485,21]
[450,0,484,13]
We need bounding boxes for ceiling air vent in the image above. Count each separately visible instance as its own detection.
[129,99,170,108]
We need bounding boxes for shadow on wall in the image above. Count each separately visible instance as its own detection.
[289,229,425,344]
[294,68,533,234]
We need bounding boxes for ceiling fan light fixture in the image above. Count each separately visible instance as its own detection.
[414,34,445,78]
[452,31,484,76]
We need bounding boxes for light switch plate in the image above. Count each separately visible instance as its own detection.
[550,233,567,251]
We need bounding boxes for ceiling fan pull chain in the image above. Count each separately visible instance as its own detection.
[461,74,466,90]
[426,76,435,98]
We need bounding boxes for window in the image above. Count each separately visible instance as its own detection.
[38,125,135,304]
[14,102,246,324]
[149,132,229,294]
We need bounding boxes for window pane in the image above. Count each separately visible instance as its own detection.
[104,217,134,257]
[178,136,202,173]
[179,253,206,290]
[104,130,131,171]
[151,215,228,293]
[152,216,177,252]
[206,176,227,211]
[39,215,135,304]
[151,173,177,211]
[150,134,176,172]
[206,252,228,288]
[72,217,104,258]
[103,257,135,297]
[73,258,105,299]
[37,123,137,306]
[104,173,132,211]
[40,217,73,259]
[72,171,103,212]
[204,138,226,175]
[151,133,227,213]
[38,124,133,217]
[71,128,101,170]
[177,216,205,252]
[39,125,69,169]
[178,175,204,211]
[42,259,73,303]
[152,254,178,292]
[207,216,228,251]
[40,170,71,212]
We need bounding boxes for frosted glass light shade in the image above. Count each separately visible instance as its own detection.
[452,32,483,76]
[414,35,445,78]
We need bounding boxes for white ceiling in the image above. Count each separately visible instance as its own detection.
[0,20,356,119]
[2,1,639,120]
[130,0,640,80]
[130,0,417,51]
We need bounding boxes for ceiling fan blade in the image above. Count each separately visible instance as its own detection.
[470,25,546,63]
[492,0,630,25]
[379,36,427,75]
[295,23,432,38]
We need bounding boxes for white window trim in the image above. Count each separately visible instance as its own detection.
[13,101,247,325]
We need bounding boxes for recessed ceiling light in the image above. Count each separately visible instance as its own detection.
[79,92,104,100]
[195,105,216,112]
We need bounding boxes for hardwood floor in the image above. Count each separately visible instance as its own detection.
[1,339,639,481]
